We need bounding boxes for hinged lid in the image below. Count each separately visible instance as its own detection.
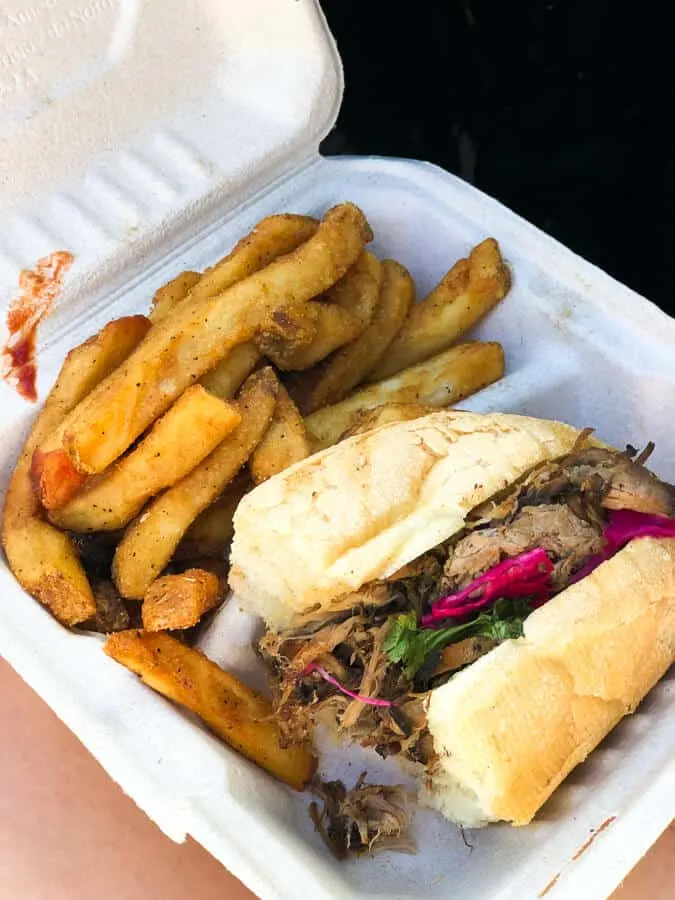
[0,0,343,309]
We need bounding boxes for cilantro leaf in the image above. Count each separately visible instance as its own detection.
[384,600,529,678]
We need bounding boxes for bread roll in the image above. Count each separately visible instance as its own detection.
[229,411,581,631]
[424,537,675,826]
[229,408,675,827]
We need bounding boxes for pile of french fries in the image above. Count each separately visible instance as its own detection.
[1,202,511,790]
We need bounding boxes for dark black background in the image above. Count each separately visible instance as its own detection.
[320,1,675,317]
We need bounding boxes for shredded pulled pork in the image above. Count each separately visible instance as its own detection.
[442,503,605,594]
[260,611,429,759]
[309,774,415,859]
[518,444,674,516]
[260,440,675,777]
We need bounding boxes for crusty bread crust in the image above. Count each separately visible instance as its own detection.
[228,408,675,826]
[229,411,581,630]
[424,536,675,826]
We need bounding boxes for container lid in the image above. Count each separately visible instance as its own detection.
[0,0,343,308]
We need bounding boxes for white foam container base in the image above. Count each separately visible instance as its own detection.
[1,155,674,899]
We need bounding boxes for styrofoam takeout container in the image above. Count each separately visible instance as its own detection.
[1,2,673,898]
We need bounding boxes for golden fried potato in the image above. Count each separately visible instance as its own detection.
[105,630,316,789]
[174,556,229,584]
[290,258,415,414]
[337,402,436,441]
[142,568,221,631]
[187,214,318,305]
[149,270,201,323]
[305,341,505,450]
[175,473,250,560]
[2,316,150,625]
[30,445,89,511]
[48,204,370,482]
[370,238,511,380]
[112,368,278,599]
[50,386,241,533]
[255,252,381,370]
[152,216,319,324]
[155,216,317,393]
[31,315,152,510]
[249,381,310,484]
[199,342,262,400]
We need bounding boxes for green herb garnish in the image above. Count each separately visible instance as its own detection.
[383,598,530,678]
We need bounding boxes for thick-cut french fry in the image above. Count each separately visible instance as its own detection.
[43,204,370,489]
[337,402,437,441]
[113,368,278,599]
[149,271,201,324]
[31,315,153,510]
[249,381,311,484]
[199,342,261,400]
[290,259,415,414]
[31,446,88,511]
[174,473,250,560]
[187,214,318,306]
[142,568,221,631]
[370,238,511,381]
[50,386,241,533]
[155,216,317,393]
[2,316,150,625]
[104,630,316,789]
[151,216,318,325]
[255,252,381,371]
[305,341,505,450]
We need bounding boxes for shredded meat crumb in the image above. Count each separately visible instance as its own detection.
[309,774,415,859]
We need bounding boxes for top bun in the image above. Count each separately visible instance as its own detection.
[229,411,582,631]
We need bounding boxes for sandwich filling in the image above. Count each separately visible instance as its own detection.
[259,438,675,771]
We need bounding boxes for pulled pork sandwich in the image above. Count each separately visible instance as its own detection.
[229,411,675,828]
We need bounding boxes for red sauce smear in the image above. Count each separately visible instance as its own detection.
[1,250,75,402]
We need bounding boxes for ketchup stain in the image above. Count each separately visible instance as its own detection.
[1,251,75,402]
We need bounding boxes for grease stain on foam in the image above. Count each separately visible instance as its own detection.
[537,815,618,897]
[571,815,617,860]
[527,272,581,332]
[538,871,560,897]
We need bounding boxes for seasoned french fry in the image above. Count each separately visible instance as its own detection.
[255,252,381,371]
[2,316,150,625]
[370,238,511,381]
[142,568,221,631]
[43,204,370,488]
[50,386,241,533]
[290,259,415,414]
[174,473,250,560]
[305,341,505,450]
[31,446,88,511]
[154,216,317,393]
[149,270,201,323]
[199,342,262,400]
[104,630,316,789]
[187,214,318,306]
[176,557,229,582]
[151,216,318,325]
[249,381,311,484]
[337,402,436,441]
[31,315,153,510]
[113,368,278,599]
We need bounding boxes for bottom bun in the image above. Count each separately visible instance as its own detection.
[423,537,675,826]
